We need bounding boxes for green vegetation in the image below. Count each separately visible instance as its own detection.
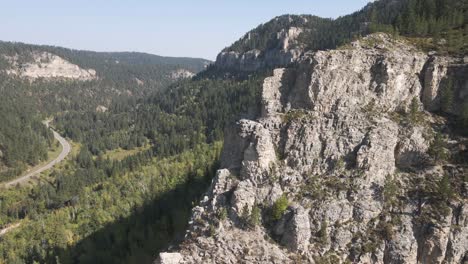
[55,75,263,157]
[462,101,468,130]
[281,109,311,124]
[317,220,328,244]
[0,142,221,263]
[383,175,400,209]
[271,195,289,221]
[217,207,228,221]
[334,158,345,172]
[241,203,261,229]
[0,94,53,181]
[409,97,423,124]
[407,164,465,227]
[440,77,454,113]
[250,205,261,226]
[313,251,341,264]
[437,174,454,202]
[428,132,449,163]
[103,145,151,161]
[299,175,328,201]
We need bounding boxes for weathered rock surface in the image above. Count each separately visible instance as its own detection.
[215,23,305,72]
[4,52,97,80]
[160,34,468,263]
[155,252,183,264]
[170,69,195,79]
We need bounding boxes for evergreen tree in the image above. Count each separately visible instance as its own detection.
[440,77,454,113]
[409,97,422,124]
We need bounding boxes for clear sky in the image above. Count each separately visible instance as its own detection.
[0,0,371,60]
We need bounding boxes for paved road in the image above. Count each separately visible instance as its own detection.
[4,128,71,188]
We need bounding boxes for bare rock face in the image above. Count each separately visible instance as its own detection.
[278,205,311,251]
[215,26,304,72]
[4,52,96,81]
[423,56,468,114]
[155,252,183,264]
[170,69,195,79]
[160,34,468,263]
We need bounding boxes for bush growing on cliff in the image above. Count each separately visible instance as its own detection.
[409,97,423,124]
[462,101,468,131]
[317,220,329,244]
[271,195,289,221]
[241,204,262,229]
[437,174,454,202]
[217,207,228,221]
[440,77,454,113]
[428,132,448,163]
[383,175,399,209]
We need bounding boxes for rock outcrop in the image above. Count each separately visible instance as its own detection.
[157,34,468,264]
[4,52,97,80]
[215,16,307,72]
[170,69,195,79]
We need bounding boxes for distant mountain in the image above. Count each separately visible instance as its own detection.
[0,41,210,82]
[0,41,211,113]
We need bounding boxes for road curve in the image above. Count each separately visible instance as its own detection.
[4,128,71,188]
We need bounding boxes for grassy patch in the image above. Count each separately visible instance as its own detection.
[103,145,151,161]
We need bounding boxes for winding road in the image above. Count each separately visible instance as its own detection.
[4,127,71,188]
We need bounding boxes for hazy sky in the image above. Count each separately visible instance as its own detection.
[0,0,371,60]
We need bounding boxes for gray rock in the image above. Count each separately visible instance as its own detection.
[280,205,311,251]
[155,252,183,264]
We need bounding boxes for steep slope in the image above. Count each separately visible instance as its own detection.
[158,34,468,263]
[0,94,53,181]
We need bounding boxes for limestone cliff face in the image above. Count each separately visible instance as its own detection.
[157,34,468,264]
[215,24,305,72]
[4,52,97,80]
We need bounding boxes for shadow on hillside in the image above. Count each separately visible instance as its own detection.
[51,173,211,264]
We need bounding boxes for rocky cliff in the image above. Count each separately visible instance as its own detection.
[215,15,310,72]
[157,34,468,264]
[4,51,97,80]
[215,25,304,72]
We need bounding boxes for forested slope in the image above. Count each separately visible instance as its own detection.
[0,93,53,181]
